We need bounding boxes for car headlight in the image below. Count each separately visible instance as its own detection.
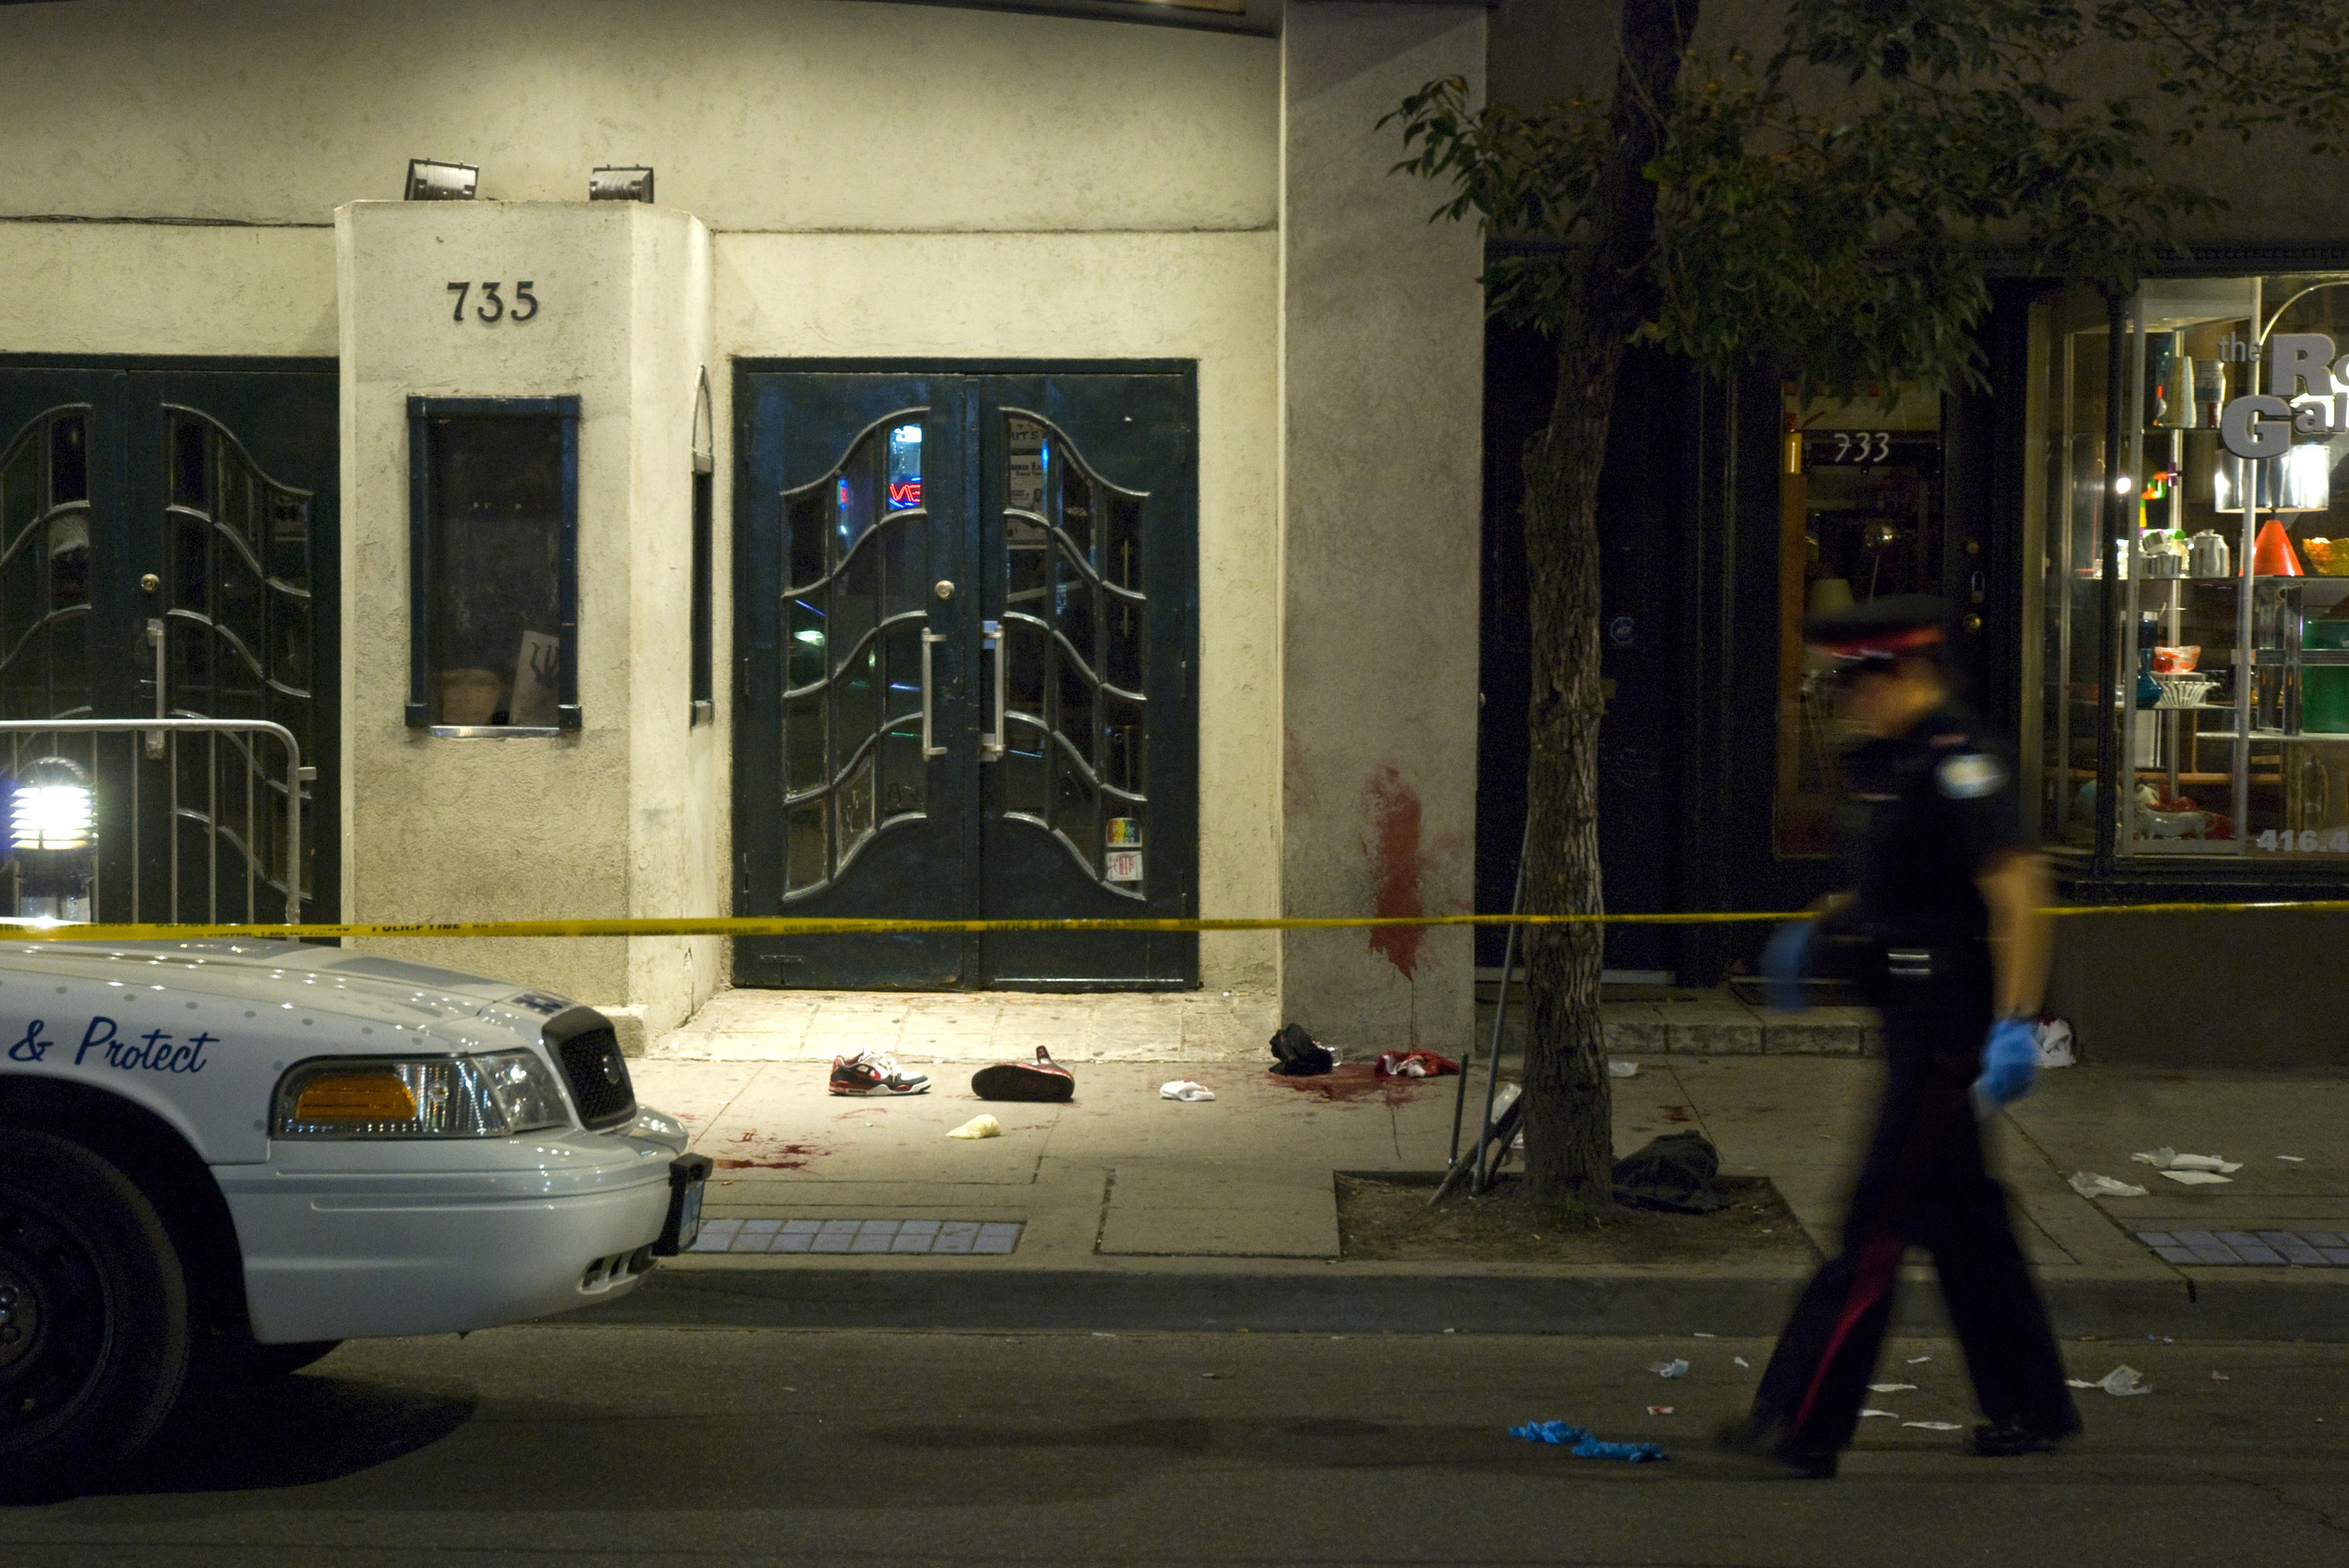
[273,1050,574,1139]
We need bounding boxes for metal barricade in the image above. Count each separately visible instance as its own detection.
[0,719,310,925]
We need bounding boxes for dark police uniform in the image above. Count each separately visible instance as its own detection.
[1741,691,2079,1467]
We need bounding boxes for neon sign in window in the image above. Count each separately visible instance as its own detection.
[886,423,923,509]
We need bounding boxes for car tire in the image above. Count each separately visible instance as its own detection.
[0,1128,190,1496]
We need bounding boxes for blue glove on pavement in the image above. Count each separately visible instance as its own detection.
[1974,1017,2039,1109]
[1760,920,1816,1014]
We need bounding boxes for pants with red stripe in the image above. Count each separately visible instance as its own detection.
[1748,949,2077,1457]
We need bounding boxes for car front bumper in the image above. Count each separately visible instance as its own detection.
[214,1110,699,1343]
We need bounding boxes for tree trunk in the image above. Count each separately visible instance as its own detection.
[1517,0,1700,1208]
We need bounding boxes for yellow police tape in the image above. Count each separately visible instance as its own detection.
[8,900,2349,944]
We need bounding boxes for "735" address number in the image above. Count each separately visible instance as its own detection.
[447,281,539,323]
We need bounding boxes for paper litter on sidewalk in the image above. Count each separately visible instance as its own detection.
[946,1114,1003,1140]
[1734,1357,1750,1368]
[1867,1383,1918,1392]
[1159,1079,1216,1102]
[2158,1170,2232,1186]
[2069,1171,2150,1199]
[2278,1155,2307,1162]
[2066,1366,2152,1396]
[1902,1421,1964,1431]
[2132,1147,2243,1173]
[1649,1358,1690,1378]
[1859,1409,1898,1420]
[1906,1356,1934,1364]
[1608,1060,1640,1079]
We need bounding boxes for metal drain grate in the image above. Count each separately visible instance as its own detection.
[690,1219,1022,1255]
[2137,1229,2349,1266]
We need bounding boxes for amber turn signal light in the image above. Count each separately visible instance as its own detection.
[291,1073,419,1124]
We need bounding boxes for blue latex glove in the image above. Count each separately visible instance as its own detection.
[1974,1017,2039,1109]
[1509,1421,1668,1463]
[1759,920,1816,1013]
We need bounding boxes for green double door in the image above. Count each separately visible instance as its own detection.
[734,366,1198,989]
[0,362,338,923]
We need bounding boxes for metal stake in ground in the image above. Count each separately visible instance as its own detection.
[1448,815,1531,1177]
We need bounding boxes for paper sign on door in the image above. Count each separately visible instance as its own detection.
[1105,849,1143,883]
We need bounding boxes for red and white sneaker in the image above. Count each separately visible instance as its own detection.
[971,1047,1076,1104]
[829,1049,930,1095]
[1374,1049,1462,1079]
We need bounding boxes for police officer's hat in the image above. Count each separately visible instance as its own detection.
[1802,594,1951,670]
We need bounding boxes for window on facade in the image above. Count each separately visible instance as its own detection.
[1773,386,1947,857]
[2030,273,2349,861]
[407,398,578,732]
[691,368,714,726]
[692,468,714,723]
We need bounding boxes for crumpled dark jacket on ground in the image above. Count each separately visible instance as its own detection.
[1611,1131,1732,1213]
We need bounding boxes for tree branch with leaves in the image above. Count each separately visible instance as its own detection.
[1387,0,2349,1208]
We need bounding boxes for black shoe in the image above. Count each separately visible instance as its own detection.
[1712,1415,1839,1480]
[1966,1416,2081,1458]
[971,1048,1076,1103]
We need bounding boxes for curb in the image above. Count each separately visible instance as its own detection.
[574,1264,2349,1342]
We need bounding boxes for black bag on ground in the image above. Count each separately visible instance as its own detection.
[1611,1132,1732,1213]
[1268,1022,1334,1077]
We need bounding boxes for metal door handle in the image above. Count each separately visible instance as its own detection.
[146,617,166,759]
[981,619,1005,763]
[919,629,946,759]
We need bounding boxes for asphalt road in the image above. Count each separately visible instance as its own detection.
[4,1327,2347,1566]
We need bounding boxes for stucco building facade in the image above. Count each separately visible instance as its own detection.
[0,0,1489,1054]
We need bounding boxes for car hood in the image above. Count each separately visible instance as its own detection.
[0,938,574,1038]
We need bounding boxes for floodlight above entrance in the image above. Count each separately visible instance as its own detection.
[403,159,477,201]
[589,166,655,204]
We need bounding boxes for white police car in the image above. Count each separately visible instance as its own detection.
[0,938,708,1489]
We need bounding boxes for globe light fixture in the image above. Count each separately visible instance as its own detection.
[8,755,96,923]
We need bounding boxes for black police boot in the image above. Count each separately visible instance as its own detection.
[1965,1412,2083,1458]
[1712,1414,1839,1480]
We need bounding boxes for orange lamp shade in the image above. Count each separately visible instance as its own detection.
[292,1073,419,1124]
[2254,519,2305,578]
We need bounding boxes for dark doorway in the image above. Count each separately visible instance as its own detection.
[0,360,338,923]
[1477,330,1701,978]
[733,365,1198,990]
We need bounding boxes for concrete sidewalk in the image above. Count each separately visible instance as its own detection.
[632,985,1885,1063]
[593,1036,2349,1340]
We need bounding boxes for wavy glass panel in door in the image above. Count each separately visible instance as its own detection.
[0,371,120,926]
[733,372,965,989]
[979,379,1195,989]
[783,416,930,890]
[0,404,98,723]
[155,404,318,922]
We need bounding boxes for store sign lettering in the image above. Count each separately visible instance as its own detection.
[2219,333,2349,458]
[887,480,922,508]
[7,1017,212,1074]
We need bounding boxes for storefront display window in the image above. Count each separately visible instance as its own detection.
[2033,274,2349,861]
[406,397,580,734]
[1774,386,1947,856]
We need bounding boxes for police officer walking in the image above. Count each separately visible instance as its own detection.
[1716,596,2079,1478]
